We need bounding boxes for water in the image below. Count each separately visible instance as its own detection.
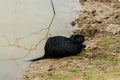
[0,0,81,80]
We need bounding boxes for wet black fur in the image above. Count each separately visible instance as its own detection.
[29,35,86,61]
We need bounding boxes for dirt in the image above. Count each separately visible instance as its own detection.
[20,0,120,80]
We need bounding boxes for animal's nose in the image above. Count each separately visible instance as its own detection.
[82,44,86,48]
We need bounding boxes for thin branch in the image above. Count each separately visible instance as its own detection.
[0,0,56,61]
[51,0,56,14]
[17,27,48,40]
[23,0,56,52]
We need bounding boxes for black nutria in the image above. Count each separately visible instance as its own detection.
[29,34,86,61]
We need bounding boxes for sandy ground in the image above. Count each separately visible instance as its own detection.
[20,0,120,80]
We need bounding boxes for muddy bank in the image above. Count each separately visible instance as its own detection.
[20,0,120,80]
[74,0,120,38]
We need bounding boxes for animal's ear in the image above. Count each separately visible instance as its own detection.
[70,35,74,37]
[70,35,85,41]
[69,35,76,40]
[70,35,83,39]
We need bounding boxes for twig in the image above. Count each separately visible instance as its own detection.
[0,0,56,61]
[51,0,56,14]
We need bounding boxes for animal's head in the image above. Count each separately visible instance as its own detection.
[69,34,85,44]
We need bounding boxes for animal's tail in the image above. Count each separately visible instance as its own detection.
[28,55,47,62]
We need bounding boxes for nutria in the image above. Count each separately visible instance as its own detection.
[29,35,86,61]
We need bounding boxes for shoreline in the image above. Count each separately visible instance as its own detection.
[20,0,120,80]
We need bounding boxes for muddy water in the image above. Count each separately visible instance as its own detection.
[0,0,81,80]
